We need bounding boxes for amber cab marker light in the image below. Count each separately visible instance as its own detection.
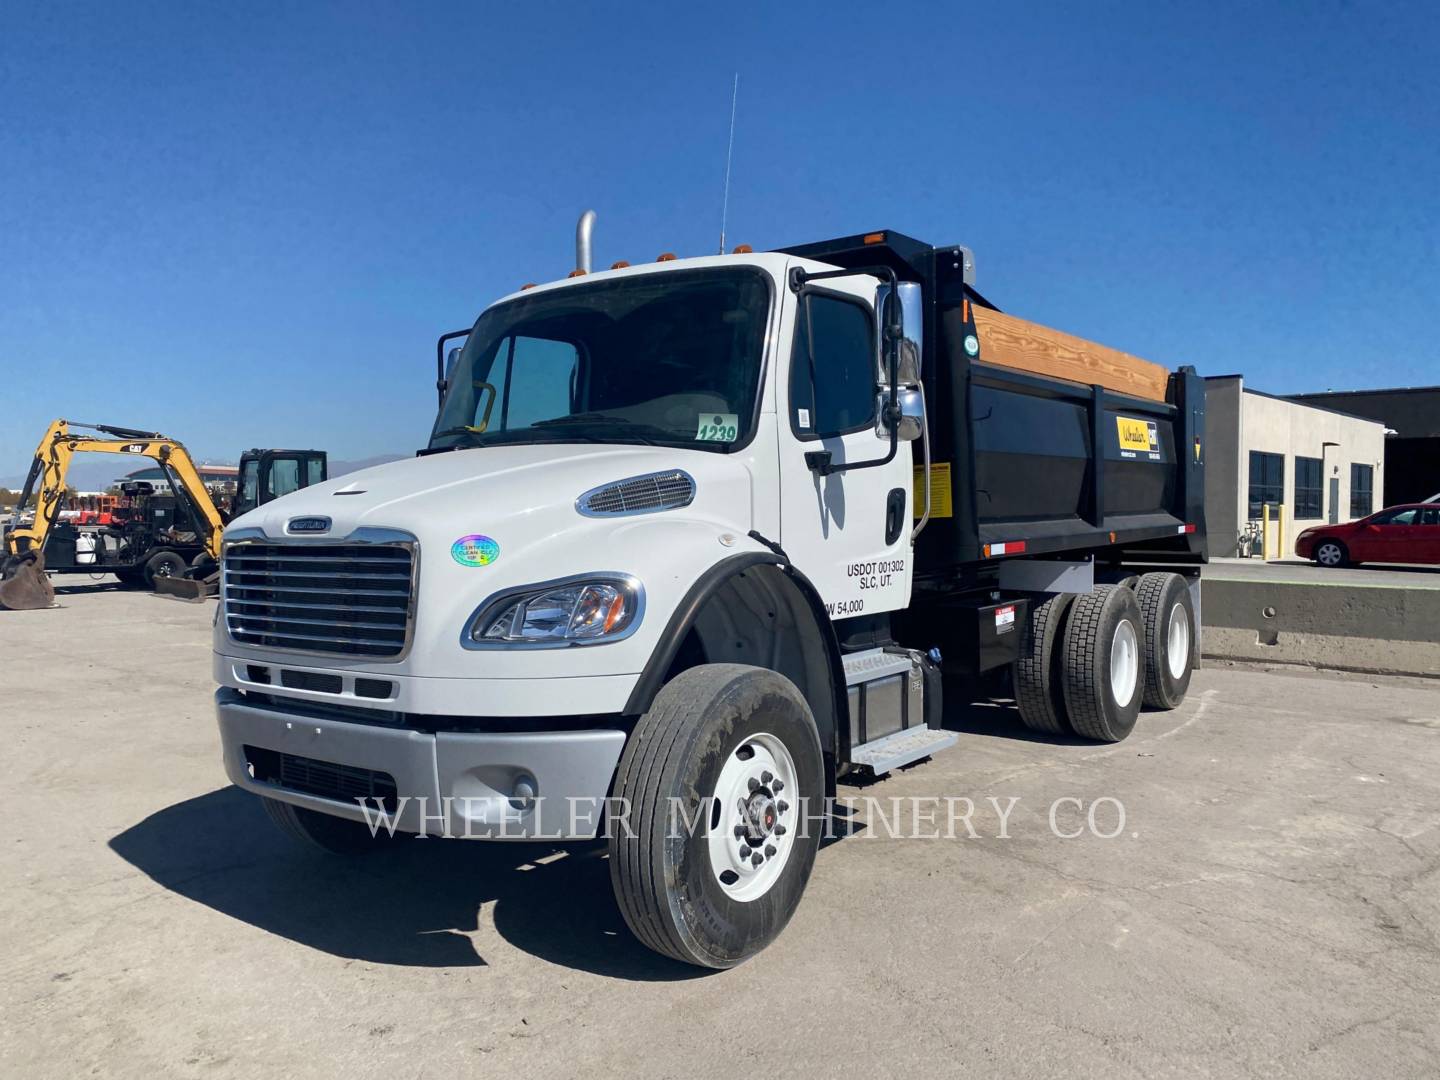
[731,244,752,254]
[567,269,587,278]
[657,252,677,262]
[610,260,631,269]
[520,283,538,290]
[863,232,886,245]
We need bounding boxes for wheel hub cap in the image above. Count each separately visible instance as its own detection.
[708,732,798,902]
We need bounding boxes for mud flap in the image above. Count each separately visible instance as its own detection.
[0,551,56,610]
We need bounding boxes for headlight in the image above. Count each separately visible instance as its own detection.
[467,575,643,646]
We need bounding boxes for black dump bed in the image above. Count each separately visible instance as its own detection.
[779,231,1207,577]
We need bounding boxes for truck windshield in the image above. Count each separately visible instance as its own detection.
[429,267,770,452]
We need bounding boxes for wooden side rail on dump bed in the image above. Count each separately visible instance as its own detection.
[971,306,1171,403]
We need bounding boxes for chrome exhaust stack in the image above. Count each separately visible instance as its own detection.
[576,209,596,274]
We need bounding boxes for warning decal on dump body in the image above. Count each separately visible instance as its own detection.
[995,604,1016,633]
[914,462,953,519]
[1116,417,1160,458]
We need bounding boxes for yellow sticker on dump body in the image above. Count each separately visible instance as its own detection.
[1116,417,1159,453]
[914,462,953,519]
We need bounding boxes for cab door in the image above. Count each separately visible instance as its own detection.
[777,269,913,619]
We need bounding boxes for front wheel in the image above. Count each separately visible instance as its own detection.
[608,664,824,969]
[1314,540,1348,568]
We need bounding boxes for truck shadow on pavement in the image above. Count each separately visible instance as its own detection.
[108,786,706,981]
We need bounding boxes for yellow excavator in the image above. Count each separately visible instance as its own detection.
[0,420,325,609]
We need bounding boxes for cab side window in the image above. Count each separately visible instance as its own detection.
[791,293,876,439]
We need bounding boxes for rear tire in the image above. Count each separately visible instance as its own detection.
[142,549,187,587]
[1134,573,1196,709]
[609,664,823,969]
[1062,585,1144,743]
[1013,593,1075,734]
[261,796,394,855]
[1314,540,1348,568]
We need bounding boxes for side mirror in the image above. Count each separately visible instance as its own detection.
[876,281,924,386]
[445,347,463,384]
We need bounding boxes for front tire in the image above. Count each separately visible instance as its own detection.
[1062,585,1145,743]
[1134,573,1197,709]
[609,664,824,969]
[1314,540,1348,568]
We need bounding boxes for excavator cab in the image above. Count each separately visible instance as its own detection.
[232,450,327,519]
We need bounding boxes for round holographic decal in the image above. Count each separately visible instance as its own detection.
[451,534,500,567]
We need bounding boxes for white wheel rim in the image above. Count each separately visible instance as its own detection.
[1318,543,1341,566]
[1166,602,1190,680]
[707,731,798,902]
[1110,619,1139,707]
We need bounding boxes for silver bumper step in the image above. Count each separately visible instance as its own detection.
[849,726,958,775]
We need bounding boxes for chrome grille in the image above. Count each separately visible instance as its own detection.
[222,540,415,658]
[577,469,695,516]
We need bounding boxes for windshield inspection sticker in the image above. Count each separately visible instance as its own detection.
[451,534,500,567]
[1116,417,1161,460]
[696,413,739,441]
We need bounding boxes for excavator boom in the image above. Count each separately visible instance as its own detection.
[1,420,227,609]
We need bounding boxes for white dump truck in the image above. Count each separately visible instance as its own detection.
[213,218,1206,967]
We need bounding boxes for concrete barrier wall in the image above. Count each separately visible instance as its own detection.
[1202,578,1440,678]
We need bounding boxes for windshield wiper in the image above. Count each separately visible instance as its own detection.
[531,412,636,427]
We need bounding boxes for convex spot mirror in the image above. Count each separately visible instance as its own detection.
[875,387,924,442]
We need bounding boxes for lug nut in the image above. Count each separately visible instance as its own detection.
[772,780,784,793]
[747,777,760,792]
[734,825,747,838]
[764,844,776,857]
[761,770,773,784]
[774,824,786,836]
[751,852,763,867]
[777,800,789,813]
[739,845,751,859]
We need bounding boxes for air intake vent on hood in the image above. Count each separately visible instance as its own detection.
[577,470,695,516]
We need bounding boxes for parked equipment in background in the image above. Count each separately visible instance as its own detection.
[209,220,1206,969]
[0,420,327,608]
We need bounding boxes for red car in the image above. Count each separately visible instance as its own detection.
[1295,504,1440,567]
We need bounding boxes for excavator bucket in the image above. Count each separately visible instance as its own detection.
[153,567,219,602]
[0,551,56,611]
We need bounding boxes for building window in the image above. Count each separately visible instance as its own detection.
[1247,451,1284,518]
[1294,456,1323,520]
[1350,463,1373,518]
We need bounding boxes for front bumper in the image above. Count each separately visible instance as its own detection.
[216,689,626,839]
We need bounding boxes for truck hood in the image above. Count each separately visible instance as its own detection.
[227,442,755,542]
[217,441,763,685]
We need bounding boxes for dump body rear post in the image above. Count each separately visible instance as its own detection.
[208,220,1205,967]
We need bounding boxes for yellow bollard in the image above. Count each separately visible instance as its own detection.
[1277,503,1286,561]
[1262,503,1271,562]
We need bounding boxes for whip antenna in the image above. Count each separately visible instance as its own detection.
[719,73,738,254]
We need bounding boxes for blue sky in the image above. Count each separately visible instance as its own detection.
[2,1,1436,479]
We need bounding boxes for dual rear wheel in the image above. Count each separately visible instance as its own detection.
[1014,572,1196,742]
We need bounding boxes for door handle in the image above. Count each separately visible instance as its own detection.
[885,488,907,545]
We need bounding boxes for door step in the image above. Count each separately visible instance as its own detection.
[849,726,957,776]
